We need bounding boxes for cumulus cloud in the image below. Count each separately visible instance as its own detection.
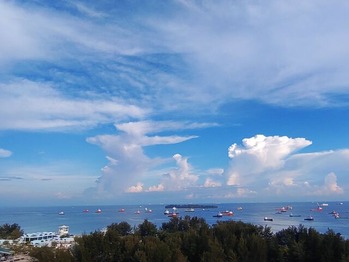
[136,153,200,194]
[226,134,312,186]
[203,178,221,188]
[147,184,164,192]
[126,183,144,193]
[87,121,200,196]
[0,148,12,158]
[157,154,199,191]
[202,168,224,188]
[90,132,348,200]
[223,135,349,200]
[312,172,344,195]
[228,134,312,165]
[324,172,344,194]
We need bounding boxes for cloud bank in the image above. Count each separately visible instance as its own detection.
[86,132,349,202]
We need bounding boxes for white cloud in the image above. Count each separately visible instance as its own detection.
[324,172,344,194]
[203,178,221,188]
[115,121,213,139]
[0,80,146,131]
[159,154,199,191]
[226,172,240,186]
[147,184,164,192]
[1,0,349,204]
[126,183,144,193]
[228,134,312,165]
[236,188,257,197]
[226,134,312,186]
[1,0,348,125]
[224,135,349,200]
[312,172,344,195]
[87,121,200,196]
[154,0,349,108]
[206,168,224,176]
[0,148,12,158]
[196,186,257,200]
[71,2,105,18]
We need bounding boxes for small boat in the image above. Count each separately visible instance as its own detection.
[134,210,141,214]
[168,212,177,217]
[185,208,195,212]
[304,216,314,221]
[237,207,243,211]
[264,217,273,221]
[145,208,152,213]
[118,208,125,212]
[276,207,287,212]
[164,210,170,215]
[311,206,323,212]
[83,209,89,213]
[58,211,64,215]
[289,213,301,217]
[222,210,234,216]
[213,212,223,218]
[96,209,102,213]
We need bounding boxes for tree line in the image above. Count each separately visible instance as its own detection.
[2,217,349,261]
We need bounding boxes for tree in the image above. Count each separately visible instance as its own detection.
[136,219,157,237]
[0,223,23,239]
[107,222,132,236]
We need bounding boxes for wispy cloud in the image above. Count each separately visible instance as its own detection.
[152,0,349,108]
[0,176,22,181]
[0,148,12,158]
[0,80,146,131]
[2,0,348,130]
[0,163,95,204]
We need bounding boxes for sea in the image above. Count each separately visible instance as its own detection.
[1,201,349,239]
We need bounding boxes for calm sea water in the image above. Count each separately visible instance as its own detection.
[1,202,349,239]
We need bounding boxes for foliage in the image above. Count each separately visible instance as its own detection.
[107,221,132,236]
[0,223,23,239]
[29,246,74,262]
[4,218,349,261]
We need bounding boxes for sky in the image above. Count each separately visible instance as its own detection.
[1,0,349,207]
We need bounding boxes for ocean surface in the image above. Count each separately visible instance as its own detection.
[1,201,349,239]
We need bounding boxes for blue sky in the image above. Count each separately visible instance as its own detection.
[1,0,349,206]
